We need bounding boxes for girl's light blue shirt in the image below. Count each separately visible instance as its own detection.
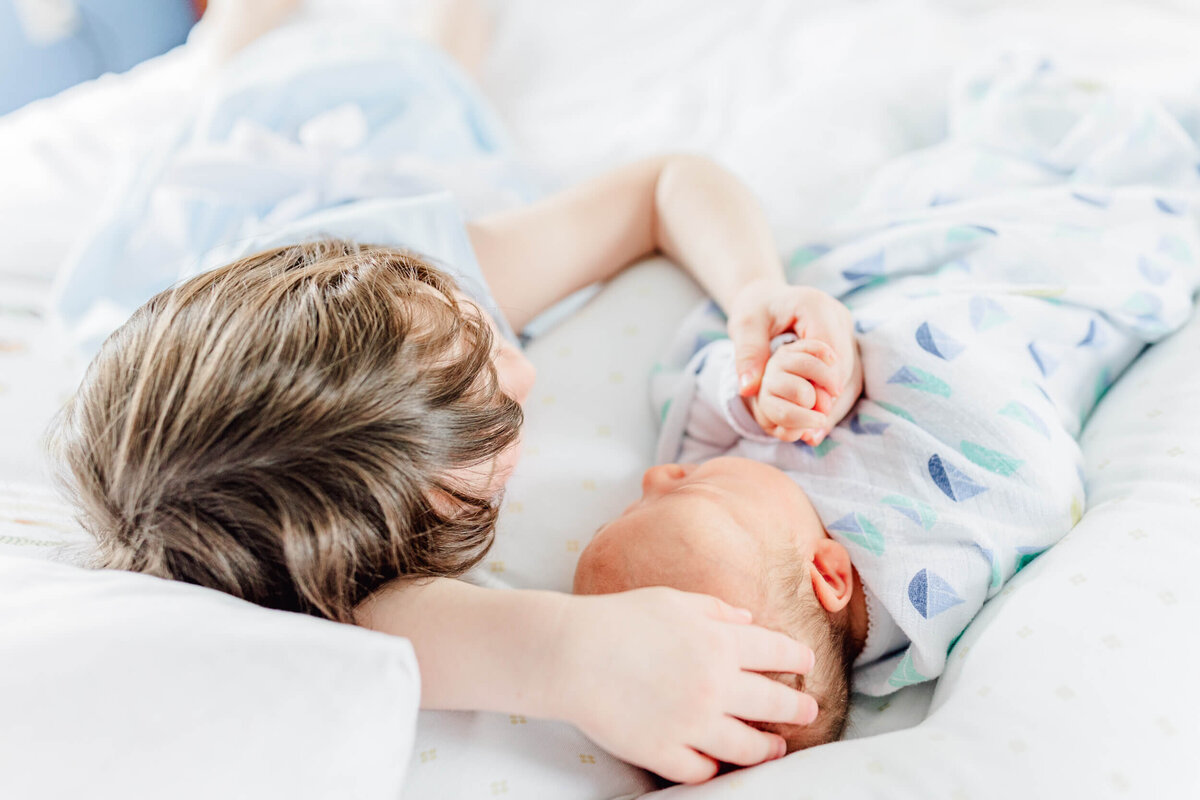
[53,19,532,351]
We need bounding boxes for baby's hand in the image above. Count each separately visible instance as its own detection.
[746,338,841,444]
[553,588,817,784]
[727,283,862,444]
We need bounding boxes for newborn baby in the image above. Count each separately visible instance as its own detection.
[575,58,1200,752]
[575,456,863,751]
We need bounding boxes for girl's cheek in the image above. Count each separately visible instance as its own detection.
[488,435,523,495]
[496,346,536,406]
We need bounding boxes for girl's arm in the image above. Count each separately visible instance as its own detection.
[355,577,818,785]
[469,154,855,411]
[469,154,782,332]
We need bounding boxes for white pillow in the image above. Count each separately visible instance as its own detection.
[0,47,207,282]
[0,555,421,800]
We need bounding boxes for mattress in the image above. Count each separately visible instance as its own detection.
[1,0,1198,798]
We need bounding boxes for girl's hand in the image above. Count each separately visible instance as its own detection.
[727,281,861,442]
[551,587,818,785]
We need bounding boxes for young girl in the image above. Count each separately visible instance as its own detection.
[49,2,853,784]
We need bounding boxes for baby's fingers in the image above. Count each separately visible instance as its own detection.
[772,345,841,398]
[763,370,818,411]
[694,718,787,768]
[758,393,826,435]
[785,336,837,366]
[813,387,834,416]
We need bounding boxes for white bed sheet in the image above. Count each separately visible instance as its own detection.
[1,1,1198,798]
[7,0,1200,282]
[407,257,1200,800]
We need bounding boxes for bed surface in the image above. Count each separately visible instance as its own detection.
[1,1,1197,798]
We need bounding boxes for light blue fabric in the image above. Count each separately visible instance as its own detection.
[52,19,533,352]
[654,55,1200,695]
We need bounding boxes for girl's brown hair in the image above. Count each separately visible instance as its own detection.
[49,240,522,622]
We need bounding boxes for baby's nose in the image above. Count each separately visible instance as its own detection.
[641,463,689,495]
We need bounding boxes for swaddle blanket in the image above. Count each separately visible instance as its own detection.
[655,56,1200,696]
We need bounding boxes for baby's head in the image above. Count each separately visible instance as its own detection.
[574,457,860,752]
[51,240,535,621]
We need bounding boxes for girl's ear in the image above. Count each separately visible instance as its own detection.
[808,538,854,614]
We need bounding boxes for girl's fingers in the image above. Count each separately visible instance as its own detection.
[690,592,755,624]
[729,311,773,397]
[729,672,820,725]
[693,717,787,767]
[658,748,720,785]
[733,624,815,674]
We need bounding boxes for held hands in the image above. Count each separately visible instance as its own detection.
[727,280,862,444]
[552,588,818,784]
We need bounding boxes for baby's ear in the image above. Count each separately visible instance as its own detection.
[808,538,854,614]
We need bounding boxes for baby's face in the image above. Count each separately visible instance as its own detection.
[574,457,827,625]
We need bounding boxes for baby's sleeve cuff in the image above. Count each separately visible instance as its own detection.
[695,340,779,444]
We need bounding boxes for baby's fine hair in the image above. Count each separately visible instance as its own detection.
[763,542,856,752]
[50,240,522,622]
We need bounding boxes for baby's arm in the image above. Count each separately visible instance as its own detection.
[356,577,818,785]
